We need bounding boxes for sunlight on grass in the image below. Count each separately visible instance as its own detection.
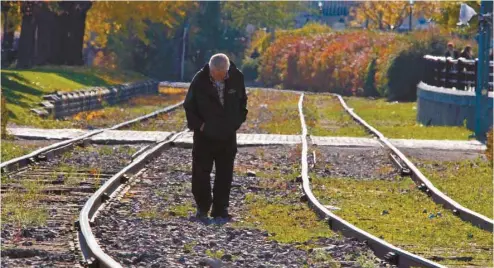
[304,95,368,137]
[311,175,493,267]
[1,140,42,162]
[345,97,474,140]
[2,66,148,128]
[237,194,334,247]
[1,178,48,227]
[238,89,300,134]
[413,157,493,219]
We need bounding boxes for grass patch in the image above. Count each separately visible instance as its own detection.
[128,108,187,132]
[205,249,225,259]
[345,97,474,140]
[1,140,44,162]
[304,95,368,137]
[238,89,300,134]
[413,157,493,218]
[61,88,185,129]
[311,175,493,267]
[1,178,48,227]
[167,202,195,217]
[236,193,333,248]
[2,65,148,128]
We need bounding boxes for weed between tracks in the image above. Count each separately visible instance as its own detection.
[304,95,368,137]
[413,157,493,219]
[311,175,493,267]
[1,178,48,227]
[1,140,49,162]
[345,97,474,140]
[128,108,187,132]
[237,89,300,134]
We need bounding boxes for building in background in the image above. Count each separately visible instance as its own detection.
[295,1,358,30]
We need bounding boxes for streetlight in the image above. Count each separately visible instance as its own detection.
[318,1,323,23]
[409,0,414,32]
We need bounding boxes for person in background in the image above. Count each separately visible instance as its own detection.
[445,42,459,59]
[460,45,474,60]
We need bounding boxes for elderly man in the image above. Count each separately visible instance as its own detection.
[183,53,248,220]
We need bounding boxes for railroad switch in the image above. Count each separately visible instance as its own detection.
[384,251,399,265]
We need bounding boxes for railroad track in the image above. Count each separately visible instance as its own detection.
[1,98,186,267]
[77,89,473,268]
[3,86,491,267]
[1,142,148,267]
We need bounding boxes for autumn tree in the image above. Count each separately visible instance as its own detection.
[349,1,438,31]
[432,1,480,38]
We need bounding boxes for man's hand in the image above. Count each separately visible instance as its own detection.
[200,123,205,132]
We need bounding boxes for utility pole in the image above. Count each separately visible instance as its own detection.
[474,0,493,140]
[409,0,414,32]
[181,22,189,82]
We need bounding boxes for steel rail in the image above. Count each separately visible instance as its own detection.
[297,93,445,268]
[77,130,188,268]
[332,93,493,232]
[1,100,184,173]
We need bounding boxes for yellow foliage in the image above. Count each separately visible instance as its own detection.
[350,1,439,30]
[85,1,196,47]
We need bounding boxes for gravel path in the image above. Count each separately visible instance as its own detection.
[1,144,146,268]
[94,145,388,267]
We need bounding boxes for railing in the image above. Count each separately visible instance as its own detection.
[423,55,493,91]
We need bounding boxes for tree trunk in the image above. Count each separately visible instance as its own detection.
[63,2,92,65]
[17,2,37,68]
[34,3,57,66]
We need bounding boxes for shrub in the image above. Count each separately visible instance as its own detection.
[256,28,471,98]
[241,57,260,82]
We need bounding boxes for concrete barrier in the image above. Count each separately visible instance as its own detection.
[32,80,159,119]
[416,82,493,131]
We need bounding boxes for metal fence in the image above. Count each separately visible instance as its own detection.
[423,55,493,91]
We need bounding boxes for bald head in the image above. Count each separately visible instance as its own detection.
[209,53,230,81]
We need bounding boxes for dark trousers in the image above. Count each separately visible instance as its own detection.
[191,131,237,214]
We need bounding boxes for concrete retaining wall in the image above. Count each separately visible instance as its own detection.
[32,80,159,119]
[416,82,493,131]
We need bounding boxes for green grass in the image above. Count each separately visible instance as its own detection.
[205,249,225,259]
[237,194,334,247]
[345,97,474,140]
[1,140,43,162]
[1,65,147,128]
[304,95,368,137]
[413,157,493,219]
[311,175,493,267]
[233,167,334,250]
[238,89,301,134]
[1,178,48,227]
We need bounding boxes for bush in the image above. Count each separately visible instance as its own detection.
[241,57,260,82]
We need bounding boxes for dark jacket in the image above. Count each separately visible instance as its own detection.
[445,50,459,59]
[183,61,248,141]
